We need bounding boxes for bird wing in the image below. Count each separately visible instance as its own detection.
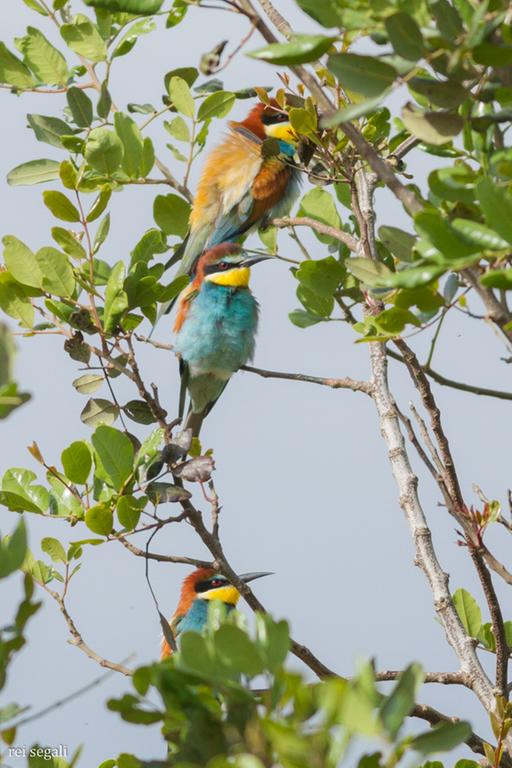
[180,130,263,275]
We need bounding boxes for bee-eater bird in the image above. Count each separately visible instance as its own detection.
[158,97,301,317]
[174,242,269,436]
[161,568,271,658]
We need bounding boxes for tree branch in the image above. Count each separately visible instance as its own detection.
[272,216,359,252]
[43,586,133,676]
[242,364,372,394]
[368,340,494,710]
[388,348,512,402]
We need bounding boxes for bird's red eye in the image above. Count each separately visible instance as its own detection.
[218,261,229,270]
[210,579,222,587]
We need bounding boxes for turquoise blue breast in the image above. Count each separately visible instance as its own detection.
[175,283,258,373]
[177,598,234,637]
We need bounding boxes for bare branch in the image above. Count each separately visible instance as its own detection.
[368,340,494,710]
[43,586,133,676]
[388,348,512,402]
[468,546,509,697]
[115,533,213,568]
[376,670,470,686]
[272,216,359,252]
[242,364,372,394]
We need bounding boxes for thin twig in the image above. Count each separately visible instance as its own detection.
[272,216,359,252]
[43,585,133,676]
[242,364,372,394]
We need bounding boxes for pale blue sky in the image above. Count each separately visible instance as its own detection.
[1,1,511,765]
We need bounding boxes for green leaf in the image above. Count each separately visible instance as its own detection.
[197,91,236,121]
[114,112,144,178]
[168,76,195,118]
[27,114,74,149]
[431,0,464,41]
[164,116,190,142]
[409,77,467,109]
[83,0,163,13]
[41,536,67,563]
[7,158,60,186]
[214,624,264,677]
[0,490,41,514]
[294,0,343,27]
[297,284,333,317]
[379,226,416,262]
[289,107,317,134]
[322,92,390,127]
[61,440,92,484]
[112,18,155,58]
[296,256,344,297]
[402,105,463,145]
[85,127,123,175]
[67,86,93,127]
[61,15,107,61]
[153,194,190,237]
[289,309,323,328]
[141,137,155,176]
[123,400,156,425]
[0,272,34,328]
[411,721,472,755]
[453,588,482,637]
[451,219,509,250]
[385,13,424,61]
[414,211,476,258]
[94,213,110,252]
[380,663,423,738]
[85,503,113,536]
[43,191,80,222]
[347,258,392,287]
[476,177,512,245]
[116,495,143,529]
[97,81,112,119]
[2,468,48,512]
[103,261,128,333]
[297,188,341,242]
[328,53,397,97]
[73,373,104,394]
[35,247,75,297]
[52,227,86,259]
[3,235,42,288]
[0,42,35,89]
[81,397,119,427]
[18,26,68,86]
[249,35,336,66]
[87,188,111,222]
[0,518,27,578]
[480,268,512,289]
[92,424,134,490]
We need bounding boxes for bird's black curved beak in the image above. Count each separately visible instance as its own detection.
[241,255,273,268]
[239,571,274,583]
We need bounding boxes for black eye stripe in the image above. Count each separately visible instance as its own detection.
[262,111,288,125]
[195,577,228,592]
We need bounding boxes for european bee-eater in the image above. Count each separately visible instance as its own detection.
[159,98,300,317]
[160,568,271,658]
[174,242,269,435]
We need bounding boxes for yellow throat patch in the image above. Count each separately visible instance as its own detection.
[206,267,251,288]
[264,122,297,144]
[201,585,241,605]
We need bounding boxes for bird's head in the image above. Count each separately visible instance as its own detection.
[179,567,272,610]
[239,98,297,145]
[195,243,271,288]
